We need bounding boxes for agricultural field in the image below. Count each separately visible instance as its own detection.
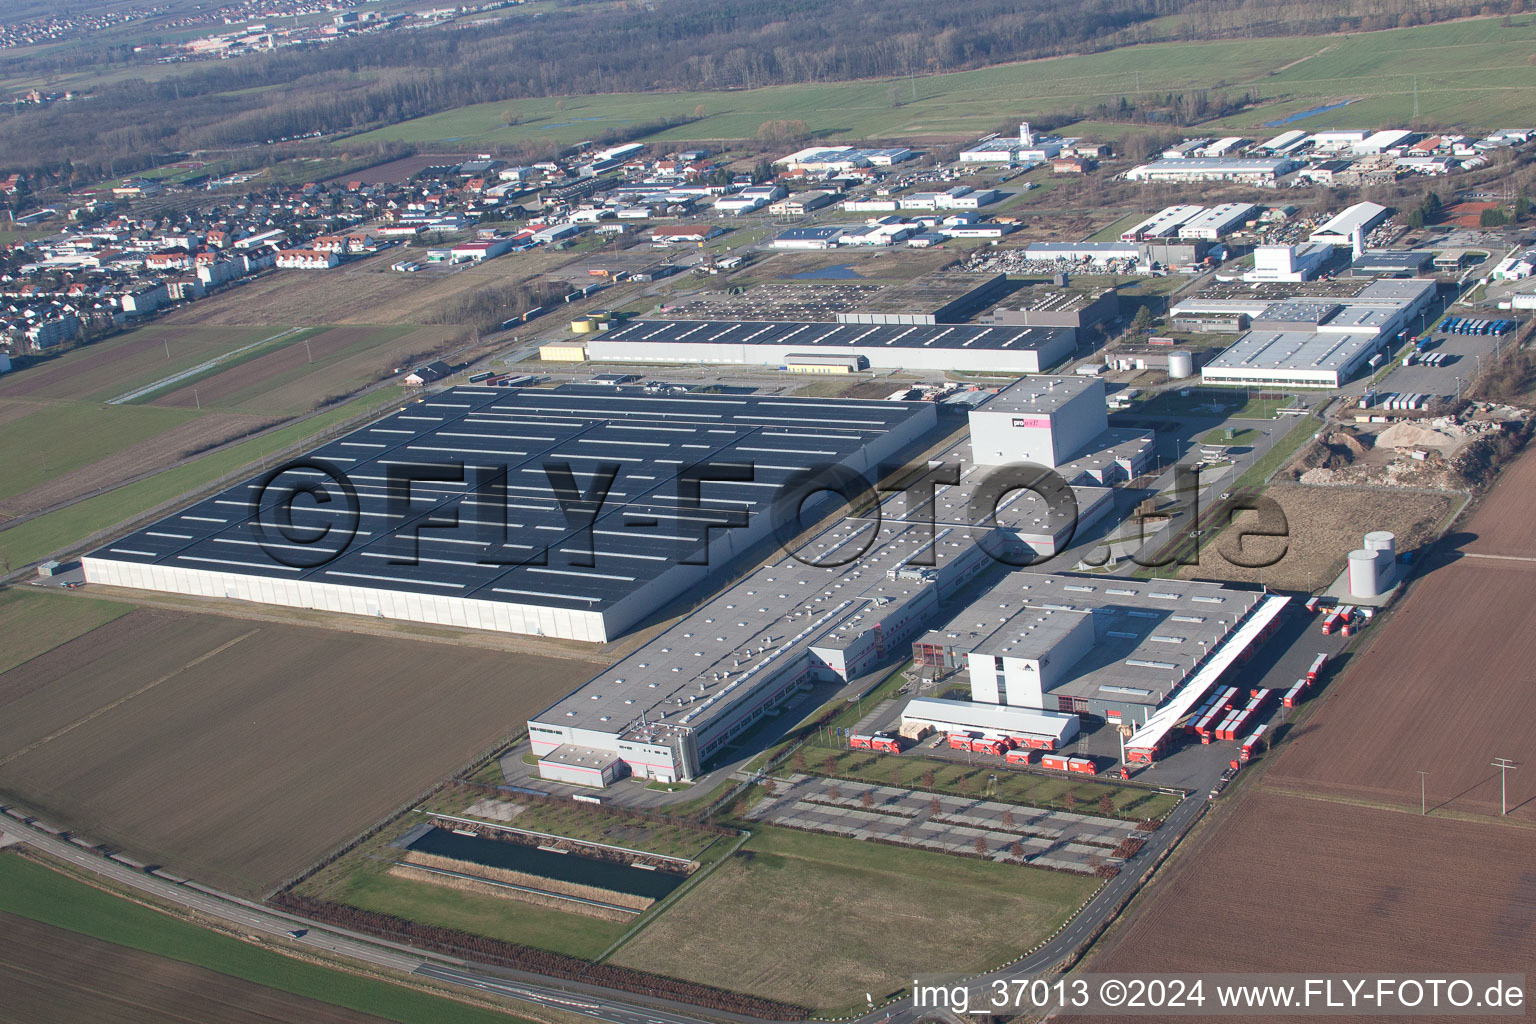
[1456,443,1536,558]
[0,855,528,1024]
[0,389,399,571]
[0,912,393,1024]
[344,18,1536,153]
[158,250,579,327]
[0,589,130,676]
[147,324,451,418]
[0,608,590,894]
[0,317,443,525]
[1266,555,1536,821]
[611,826,1097,1012]
[0,324,288,404]
[1177,484,1457,593]
[1090,790,1536,1008]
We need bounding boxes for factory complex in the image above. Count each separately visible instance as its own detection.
[1192,278,1437,387]
[526,375,1166,786]
[910,574,1265,723]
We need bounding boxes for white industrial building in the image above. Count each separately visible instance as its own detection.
[1121,205,1203,240]
[1124,157,1297,184]
[775,146,913,172]
[1201,278,1435,388]
[967,376,1110,469]
[909,573,1265,721]
[1178,203,1259,240]
[1243,242,1335,282]
[960,122,1065,165]
[1308,201,1389,245]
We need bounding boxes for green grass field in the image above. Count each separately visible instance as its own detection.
[0,389,399,570]
[342,17,1536,153]
[0,853,528,1023]
[0,589,131,675]
[0,403,201,504]
[611,826,1096,1012]
[320,861,627,960]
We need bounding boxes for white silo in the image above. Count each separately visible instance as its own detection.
[1348,549,1381,599]
[1167,350,1195,379]
[1363,531,1397,592]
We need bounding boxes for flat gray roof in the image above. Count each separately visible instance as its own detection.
[602,319,1073,354]
[946,573,1263,705]
[973,374,1098,416]
[1204,331,1381,375]
[89,384,930,613]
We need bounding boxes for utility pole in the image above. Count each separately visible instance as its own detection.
[1490,758,1518,816]
[1417,769,1429,815]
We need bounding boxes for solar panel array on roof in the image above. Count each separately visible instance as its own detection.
[84,384,937,641]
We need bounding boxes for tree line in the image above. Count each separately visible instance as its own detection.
[0,0,1526,185]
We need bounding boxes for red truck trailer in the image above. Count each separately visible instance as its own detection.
[870,734,905,753]
[1307,653,1328,683]
[947,733,973,750]
[1304,596,1321,614]
[1238,723,1268,762]
[1283,679,1307,708]
[1320,610,1341,635]
[1005,748,1036,766]
[1039,754,1070,772]
[849,733,874,750]
[1067,757,1097,775]
[969,738,1008,756]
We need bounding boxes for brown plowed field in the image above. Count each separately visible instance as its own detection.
[0,911,392,1024]
[1092,791,1536,1022]
[1268,557,1536,820]
[0,609,589,895]
[1457,444,1536,558]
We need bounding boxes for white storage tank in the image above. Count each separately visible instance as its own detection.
[1348,549,1381,598]
[1364,530,1396,557]
[1167,349,1195,379]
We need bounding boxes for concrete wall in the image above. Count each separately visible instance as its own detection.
[81,557,613,641]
